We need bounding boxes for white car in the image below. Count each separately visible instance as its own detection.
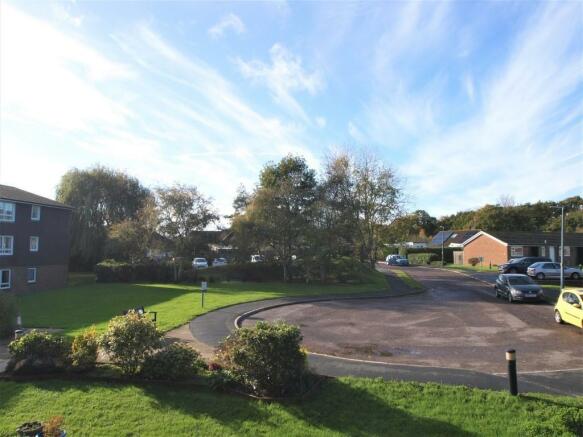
[251,254,264,263]
[527,262,581,280]
[192,258,209,269]
[212,258,227,267]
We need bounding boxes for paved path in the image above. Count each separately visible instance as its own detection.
[184,267,583,397]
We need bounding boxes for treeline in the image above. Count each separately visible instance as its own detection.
[57,151,403,278]
[384,197,583,243]
[231,153,402,280]
[57,166,218,270]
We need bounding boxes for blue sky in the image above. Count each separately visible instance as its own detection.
[1,1,581,218]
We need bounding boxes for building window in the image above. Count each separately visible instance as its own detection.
[540,246,545,257]
[31,205,41,221]
[0,236,14,255]
[510,246,523,257]
[30,236,39,252]
[27,267,37,283]
[0,269,10,289]
[0,201,15,222]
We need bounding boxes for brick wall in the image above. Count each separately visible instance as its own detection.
[463,234,508,266]
[7,265,68,293]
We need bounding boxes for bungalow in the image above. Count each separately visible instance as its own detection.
[461,231,583,267]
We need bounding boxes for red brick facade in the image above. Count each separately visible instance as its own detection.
[463,234,508,266]
[9,265,68,293]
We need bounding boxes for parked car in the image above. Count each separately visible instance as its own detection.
[250,254,264,263]
[386,255,409,266]
[527,262,582,280]
[494,274,544,303]
[554,289,583,328]
[192,257,209,269]
[212,258,228,267]
[498,256,552,274]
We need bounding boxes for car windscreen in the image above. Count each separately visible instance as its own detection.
[508,276,534,285]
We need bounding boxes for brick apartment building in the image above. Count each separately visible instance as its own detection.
[0,185,72,292]
[461,231,583,267]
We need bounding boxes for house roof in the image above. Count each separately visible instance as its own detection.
[446,230,480,247]
[0,184,73,209]
[430,230,454,246]
[464,231,583,247]
[429,230,479,248]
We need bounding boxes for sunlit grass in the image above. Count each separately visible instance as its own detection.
[0,378,580,436]
[17,271,388,336]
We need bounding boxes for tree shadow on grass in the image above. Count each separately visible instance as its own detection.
[284,378,477,437]
[2,378,478,436]
[17,283,195,334]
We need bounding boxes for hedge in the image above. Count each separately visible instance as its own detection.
[95,261,176,283]
[197,263,283,283]
[384,247,455,263]
[407,253,439,265]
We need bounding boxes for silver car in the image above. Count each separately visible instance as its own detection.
[527,262,581,280]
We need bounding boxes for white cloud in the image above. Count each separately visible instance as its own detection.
[463,74,475,102]
[52,3,84,27]
[0,4,134,131]
[402,2,583,215]
[236,44,324,122]
[315,116,326,128]
[208,13,245,38]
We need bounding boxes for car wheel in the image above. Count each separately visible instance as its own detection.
[554,310,563,324]
[571,272,580,280]
[495,287,500,298]
[536,273,545,280]
[509,268,518,274]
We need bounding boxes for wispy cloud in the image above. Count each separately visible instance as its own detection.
[208,13,245,38]
[0,3,133,131]
[236,44,324,122]
[402,2,583,215]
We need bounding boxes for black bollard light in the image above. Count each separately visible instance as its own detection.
[506,349,518,395]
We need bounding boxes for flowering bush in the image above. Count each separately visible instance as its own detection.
[216,321,307,397]
[100,311,162,375]
[141,343,206,380]
[70,327,99,372]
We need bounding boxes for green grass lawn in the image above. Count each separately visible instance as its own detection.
[393,269,423,289]
[0,378,580,436]
[17,271,388,336]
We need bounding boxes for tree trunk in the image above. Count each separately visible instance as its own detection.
[283,263,289,282]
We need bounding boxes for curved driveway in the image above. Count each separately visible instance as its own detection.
[189,266,583,396]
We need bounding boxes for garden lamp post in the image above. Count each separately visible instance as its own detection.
[441,226,445,267]
[551,206,565,290]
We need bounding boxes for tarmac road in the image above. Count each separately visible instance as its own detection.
[191,266,583,396]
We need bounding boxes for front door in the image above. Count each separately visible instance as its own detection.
[549,246,556,261]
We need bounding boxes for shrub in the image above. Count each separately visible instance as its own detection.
[468,257,481,266]
[8,330,70,373]
[70,327,99,372]
[197,262,282,283]
[141,343,206,380]
[216,321,307,397]
[408,253,439,265]
[100,311,163,375]
[95,260,176,283]
[0,293,17,339]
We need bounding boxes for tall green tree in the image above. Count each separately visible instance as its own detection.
[105,197,159,262]
[56,166,150,269]
[155,184,218,257]
[245,155,318,281]
[352,153,403,267]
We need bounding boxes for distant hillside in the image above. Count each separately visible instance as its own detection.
[384,196,583,243]
[437,196,583,233]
